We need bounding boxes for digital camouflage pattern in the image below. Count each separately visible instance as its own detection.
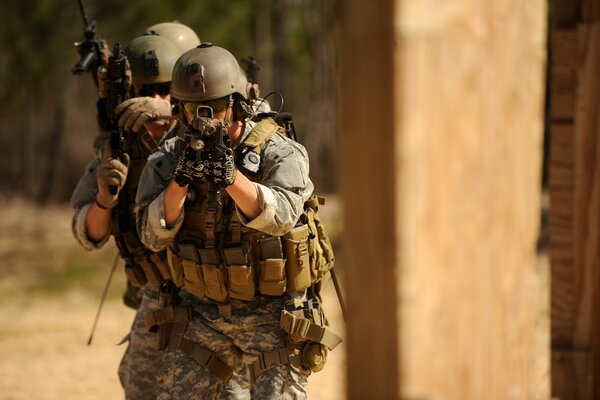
[118,286,164,399]
[157,292,308,400]
[136,119,313,398]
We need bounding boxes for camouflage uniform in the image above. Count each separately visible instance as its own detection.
[71,123,180,399]
[136,119,314,399]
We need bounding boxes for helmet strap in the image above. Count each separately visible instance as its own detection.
[223,95,234,127]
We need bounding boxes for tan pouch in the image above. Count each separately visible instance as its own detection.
[182,260,205,299]
[227,264,255,301]
[201,264,228,302]
[283,225,312,291]
[150,253,171,281]
[258,258,287,296]
[124,264,148,288]
[167,249,184,288]
[137,257,164,287]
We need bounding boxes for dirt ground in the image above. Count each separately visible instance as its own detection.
[0,198,346,400]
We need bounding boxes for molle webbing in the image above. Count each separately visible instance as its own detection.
[144,304,233,384]
[280,309,342,350]
[243,347,301,384]
[236,118,282,177]
[243,118,280,153]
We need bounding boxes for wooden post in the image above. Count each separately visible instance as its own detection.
[340,1,548,399]
[550,1,600,398]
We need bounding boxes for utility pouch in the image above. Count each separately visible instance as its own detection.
[258,236,286,296]
[280,300,342,373]
[167,248,184,288]
[137,257,164,287]
[179,243,205,299]
[283,225,312,291]
[199,248,228,302]
[149,281,190,352]
[150,253,171,281]
[223,246,255,301]
[124,263,147,288]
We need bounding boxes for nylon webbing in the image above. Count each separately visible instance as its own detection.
[280,310,342,350]
[242,118,279,152]
[139,130,159,153]
[178,337,233,384]
[204,207,216,248]
[245,347,300,384]
[144,305,192,332]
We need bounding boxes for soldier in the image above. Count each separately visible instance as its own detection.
[144,21,201,53]
[135,44,339,399]
[70,33,185,399]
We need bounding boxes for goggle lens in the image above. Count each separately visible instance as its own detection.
[183,98,229,115]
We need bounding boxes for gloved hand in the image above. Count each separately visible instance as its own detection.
[173,147,237,188]
[201,147,237,187]
[96,148,130,209]
[115,97,172,132]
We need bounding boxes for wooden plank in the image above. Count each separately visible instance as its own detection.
[552,29,579,70]
[581,0,600,22]
[555,0,581,27]
[551,349,593,400]
[551,21,600,399]
[339,1,398,399]
[551,258,575,345]
[393,2,546,400]
[551,29,578,120]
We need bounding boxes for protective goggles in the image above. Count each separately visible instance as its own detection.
[138,83,171,97]
[182,97,230,116]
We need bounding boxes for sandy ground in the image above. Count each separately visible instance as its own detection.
[0,198,346,400]
[0,288,346,400]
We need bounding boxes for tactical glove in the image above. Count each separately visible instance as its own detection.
[115,97,172,132]
[173,148,237,188]
[96,152,130,209]
[202,147,237,187]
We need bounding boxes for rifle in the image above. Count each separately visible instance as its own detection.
[71,0,109,86]
[72,0,130,166]
[98,43,130,194]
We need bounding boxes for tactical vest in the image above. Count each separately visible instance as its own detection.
[111,127,174,288]
[147,118,341,380]
[166,118,321,302]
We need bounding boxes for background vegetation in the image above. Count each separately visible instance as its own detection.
[0,0,339,203]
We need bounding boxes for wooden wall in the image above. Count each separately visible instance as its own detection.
[340,1,548,399]
[551,1,600,398]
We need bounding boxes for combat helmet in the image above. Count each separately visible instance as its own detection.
[171,43,250,102]
[124,33,183,89]
[145,21,200,52]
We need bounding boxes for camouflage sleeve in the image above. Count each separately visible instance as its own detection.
[236,135,314,236]
[70,158,110,250]
[135,138,183,252]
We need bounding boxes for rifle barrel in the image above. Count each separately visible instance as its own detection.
[77,0,90,28]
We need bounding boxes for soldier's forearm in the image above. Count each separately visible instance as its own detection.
[226,170,261,220]
[164,179,187,228]
[85,202,112,242]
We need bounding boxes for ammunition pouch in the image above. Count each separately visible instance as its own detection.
[167,235,294,302]
[279,300,342,373]
[282,225,311,292]
[116,232,171,288]
[122,281,143,309]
